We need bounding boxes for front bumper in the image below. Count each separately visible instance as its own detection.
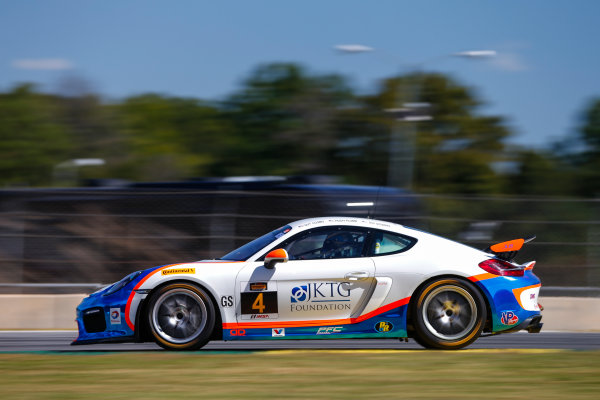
[72,291,136,345]
[71,268,157,345]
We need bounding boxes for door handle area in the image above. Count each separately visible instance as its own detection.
[344,271,370,281]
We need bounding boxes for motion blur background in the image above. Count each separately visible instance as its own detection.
[1,1,599,296]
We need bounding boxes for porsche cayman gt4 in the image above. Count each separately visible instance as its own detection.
[73,217,542,350]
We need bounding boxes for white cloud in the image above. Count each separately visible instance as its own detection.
[12,58,73,71]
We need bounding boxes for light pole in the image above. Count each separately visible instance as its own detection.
[335,45,496,188]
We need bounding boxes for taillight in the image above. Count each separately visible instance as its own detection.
[478,259,525,277]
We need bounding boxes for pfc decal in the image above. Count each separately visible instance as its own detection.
[109,308,121,325]
[374,321,393,333]
[161,267,196,276]
[220,296,234,307]
[501,311,519,325]
[272,328,285,337]
[230,329,246,336]
[317,326,343,335]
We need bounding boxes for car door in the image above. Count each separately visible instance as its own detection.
[235,226,376,324]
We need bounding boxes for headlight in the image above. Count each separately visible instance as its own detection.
[102,271,142,296]
[91,284,111,295]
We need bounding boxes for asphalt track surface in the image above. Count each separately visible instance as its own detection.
[0,331,598,352]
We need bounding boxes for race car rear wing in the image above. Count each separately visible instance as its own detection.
[484,235,536,262]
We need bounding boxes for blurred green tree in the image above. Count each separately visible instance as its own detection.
[505,150,576,196]
[0,84,73,186]
[577,98,600,196]
[210,63,354,176]
[336,73,512,193]
[118,94,227,180]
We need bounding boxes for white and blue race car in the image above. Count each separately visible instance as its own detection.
[73,217,542,350]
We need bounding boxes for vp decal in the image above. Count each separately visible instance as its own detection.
[501,311,519,325]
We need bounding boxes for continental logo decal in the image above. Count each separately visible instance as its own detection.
[162,267,196,276]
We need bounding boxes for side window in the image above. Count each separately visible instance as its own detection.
[266,227,368,260]
[369,230,416,256]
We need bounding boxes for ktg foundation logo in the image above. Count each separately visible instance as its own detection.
[289,282,351,312]
[290,282,350,303]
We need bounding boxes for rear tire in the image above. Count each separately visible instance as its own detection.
[412,278,486,350]
[147,283,215,351]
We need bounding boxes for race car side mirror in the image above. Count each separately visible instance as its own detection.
[264,248,289,269]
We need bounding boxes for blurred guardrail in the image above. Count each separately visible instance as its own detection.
[0,180,598,296]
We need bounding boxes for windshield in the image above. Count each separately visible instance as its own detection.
[220,225,292,261]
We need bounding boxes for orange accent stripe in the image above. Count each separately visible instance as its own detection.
[124,263,184,331]
[124,261,244,330]
[123,261,250,330]
[468,273,497,282]
[222,297,410,330]
[512,283,541,309]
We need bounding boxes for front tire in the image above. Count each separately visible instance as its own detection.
[147,283,215,350]
[412,278,486,350]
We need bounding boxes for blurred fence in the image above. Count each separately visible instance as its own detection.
[0,186,598,295]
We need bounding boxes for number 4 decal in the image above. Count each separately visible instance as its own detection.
[252,292,266,313]
[240,291,278,319]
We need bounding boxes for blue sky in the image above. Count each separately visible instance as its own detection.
[1,0,599,148]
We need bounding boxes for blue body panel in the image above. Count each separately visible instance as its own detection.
[72,267,160,344]
[223,303,409,340]
[475,270,542,332]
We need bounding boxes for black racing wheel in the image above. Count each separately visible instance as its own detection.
[411,278,486,350]
[147,283,215,350]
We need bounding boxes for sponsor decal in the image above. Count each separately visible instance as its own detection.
[109,308,121,325]
[220,296,234,307]
[290,303,351,312]
[249,314,274,319]
[241,291,278,320]
[230,329,246,336]
[161,267,196,276]
[272,328,285,337]
[317,326,343,335]
[275,228,291,239]
[374,321,393,333]
[250,282,267,291]
[290,283,351,312]
[291,283,350,303]
[501,311,519,325]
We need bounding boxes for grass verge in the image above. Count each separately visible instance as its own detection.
[0,349,599,399]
